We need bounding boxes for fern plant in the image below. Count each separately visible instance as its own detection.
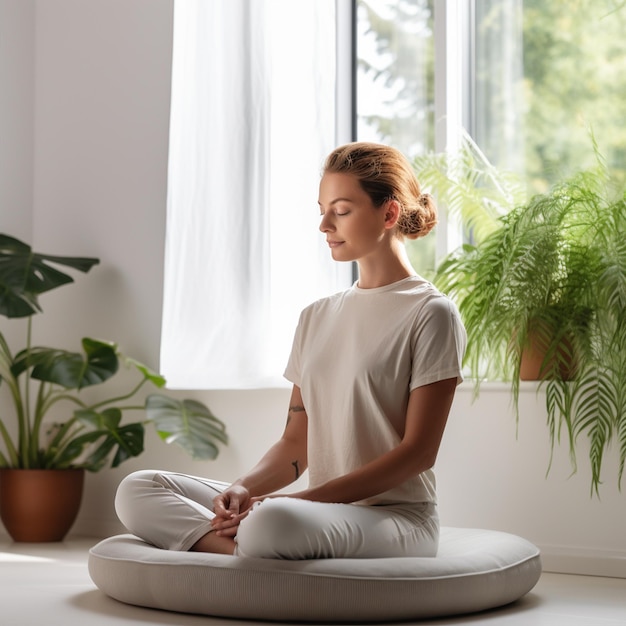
[412,130,527,245]
[433,159,626,495]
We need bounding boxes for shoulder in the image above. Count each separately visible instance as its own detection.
[403,279,465,335]
[420,290,461,321]
[401,278,460,317]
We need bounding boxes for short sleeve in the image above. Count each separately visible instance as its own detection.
[283,310,305,387]
[409,296,467,390]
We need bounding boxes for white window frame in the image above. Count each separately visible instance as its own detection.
[346,0,473,264]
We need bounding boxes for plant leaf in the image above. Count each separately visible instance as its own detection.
[125,357,166,388]
[56,408,144,471]
[412,131,524,246]
[12,338,119,389]
[145,394,228,460]
[0,233,99,318]
[569,367,616,496]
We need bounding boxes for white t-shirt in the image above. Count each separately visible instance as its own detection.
[284,276,467,506]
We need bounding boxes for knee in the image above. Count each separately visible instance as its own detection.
[114,470,160,531]
[236,498,317,559]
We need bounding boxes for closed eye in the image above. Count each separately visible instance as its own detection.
[319,209,350,217]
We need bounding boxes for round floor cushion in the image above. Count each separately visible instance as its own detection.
[88,527,541,622]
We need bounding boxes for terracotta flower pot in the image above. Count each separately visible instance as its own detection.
[0,469,85,542]
[519,329,577,381]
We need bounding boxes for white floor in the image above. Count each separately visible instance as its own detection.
[1,537,625,626]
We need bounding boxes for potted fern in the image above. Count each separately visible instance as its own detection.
[0,234,228,541]
[432,158,626,495]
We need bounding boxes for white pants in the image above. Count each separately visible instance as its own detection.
[115,470,439,559]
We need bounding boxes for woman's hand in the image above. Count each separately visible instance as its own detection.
[212,490,277,537]
[211,484,255,537]
[213,484,252,518]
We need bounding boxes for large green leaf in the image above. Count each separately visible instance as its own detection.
[0,233,99,318]
[145,394,228,460]
[57,408,144,471]
[12,338,119,388]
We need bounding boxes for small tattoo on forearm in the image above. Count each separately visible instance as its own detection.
[292,460,300,480]
[286,404,305,426]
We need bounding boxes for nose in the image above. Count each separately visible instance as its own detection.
[319,212,334,233]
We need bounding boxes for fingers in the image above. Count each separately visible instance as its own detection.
[211,511,241,529]
[211,510,248,536]
[211,486,262,537]
[211,520,236,535]
[212,494,233,518]
[227,493,242,515]
[213,484,250,517]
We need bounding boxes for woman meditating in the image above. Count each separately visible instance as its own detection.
[115,142,467,559]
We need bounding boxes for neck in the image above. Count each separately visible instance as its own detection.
[356,240,416,289]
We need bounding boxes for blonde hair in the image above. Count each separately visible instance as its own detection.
[323,142,437,239]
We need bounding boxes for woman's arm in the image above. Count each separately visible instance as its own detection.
[233,385,308,495]
[212,385,308,524]
[288,377,458,504]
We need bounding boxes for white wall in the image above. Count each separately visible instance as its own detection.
[0,0,624,578]
[437,384,626,578]
[0,0,34,240]
[32,0,172,362]
[0,0,35,443]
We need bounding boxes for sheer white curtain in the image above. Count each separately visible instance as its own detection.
[160,0,352,389]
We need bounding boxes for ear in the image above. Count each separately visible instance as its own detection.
[383,199,401,230]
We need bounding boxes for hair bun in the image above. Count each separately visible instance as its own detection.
[397,193,438,239]
[419,193,433,207]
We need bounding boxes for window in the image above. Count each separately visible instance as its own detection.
[162,1,626,389]
[355,0,469,277]
[355,0,626,272]
[473,0,626,193]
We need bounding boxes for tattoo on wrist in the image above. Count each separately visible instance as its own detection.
[291,460,300,480]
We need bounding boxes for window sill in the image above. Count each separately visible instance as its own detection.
[457,380,544,394]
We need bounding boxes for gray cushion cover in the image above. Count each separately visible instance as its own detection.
[88,527,541,622]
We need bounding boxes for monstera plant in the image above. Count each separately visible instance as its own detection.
[0,233,227,471]
[0,234,227,540]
